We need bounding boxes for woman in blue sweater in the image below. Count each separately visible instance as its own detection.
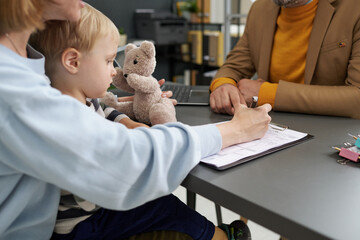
[0,0,271,239]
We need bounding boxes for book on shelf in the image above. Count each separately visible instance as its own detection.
[188,30,224,67]
[191,70,198,86]
[191,0,211,23]
[180,43,191,62]
[188,30,202,65]
[176,2,187,17]
[205,31,224,67]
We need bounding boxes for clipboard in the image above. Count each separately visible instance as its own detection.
[200,123,313,171]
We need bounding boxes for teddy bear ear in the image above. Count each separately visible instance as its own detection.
[140,41,155,58]
[125,43,137,55]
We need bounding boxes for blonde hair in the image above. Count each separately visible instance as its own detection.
[0,0,45,33]
[30,3,120,77]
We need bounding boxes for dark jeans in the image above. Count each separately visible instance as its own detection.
[51,194,215,240]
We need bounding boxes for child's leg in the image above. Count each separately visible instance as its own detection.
[213,227,229,240]
[51,194,215,240]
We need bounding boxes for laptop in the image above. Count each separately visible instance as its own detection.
[161,83,210,106]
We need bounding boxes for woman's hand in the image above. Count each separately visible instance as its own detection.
[216,103,272,149]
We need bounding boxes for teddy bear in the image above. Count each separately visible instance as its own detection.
[101,41,177,125]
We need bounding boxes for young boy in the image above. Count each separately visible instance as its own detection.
[30,4,251,240]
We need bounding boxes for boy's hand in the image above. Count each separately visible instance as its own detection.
[117,96,134,102]
[120,118,149,129]
[116,78,177,105]
[159,79,177,106]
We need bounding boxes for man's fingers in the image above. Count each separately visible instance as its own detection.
[229,92,243,111]
[229,89,246,114]
[209,94,219,113]
[210,90,239,115]
[210,84,245,115]
[236,88,247,105]
[219,94,234,115]
[210,92,226,114]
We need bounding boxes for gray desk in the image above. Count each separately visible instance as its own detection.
[176,106,360,240]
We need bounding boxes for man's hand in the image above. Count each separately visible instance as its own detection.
[210,84,246,115]
[237,78,265,106]
[216,103,272,149]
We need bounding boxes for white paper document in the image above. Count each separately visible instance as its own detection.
[201,124,309,169]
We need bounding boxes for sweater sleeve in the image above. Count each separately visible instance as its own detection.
[258,82,278,107]
[274,1,360,118]
[209,77,237,92]
[99,101,130,122]
[274,15,360,119]
[0,66,222,211]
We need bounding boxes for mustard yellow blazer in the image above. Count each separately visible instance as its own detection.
[214,0,360,118]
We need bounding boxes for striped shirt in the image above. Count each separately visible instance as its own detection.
[54,99,128,234]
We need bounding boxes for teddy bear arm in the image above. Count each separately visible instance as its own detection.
[113,68,135,94]
[127,74,160,93]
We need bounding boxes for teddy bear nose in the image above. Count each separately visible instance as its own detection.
[124,74,128,78]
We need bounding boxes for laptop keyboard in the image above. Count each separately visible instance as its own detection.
[161,84,191,103]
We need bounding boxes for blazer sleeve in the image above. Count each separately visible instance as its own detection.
[275,11,360,119]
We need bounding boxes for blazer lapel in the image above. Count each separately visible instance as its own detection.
[257,3,279,81]
[304,0,335,84]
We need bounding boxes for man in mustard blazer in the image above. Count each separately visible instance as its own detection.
[210,0,360,119]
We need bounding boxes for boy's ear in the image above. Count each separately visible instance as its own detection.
[61,48,81,74]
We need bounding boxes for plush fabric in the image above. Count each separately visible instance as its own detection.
[102,41,177,125]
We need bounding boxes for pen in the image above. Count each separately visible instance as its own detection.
[270,122,288,131]
[249,97,289,131]
[250,96,258,108]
